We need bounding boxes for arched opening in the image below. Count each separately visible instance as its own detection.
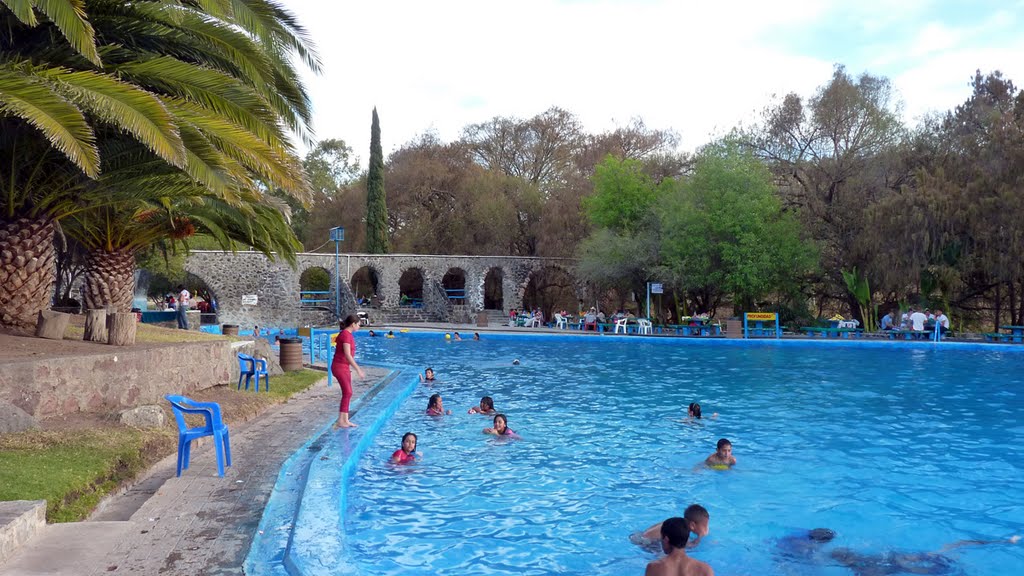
[398,268,424,307]
[299,267,332,310]
[522,266,577,321]
[442,268,466,305]
[350,266,380,307]
[483,267,503,310]
[143,270,219,323]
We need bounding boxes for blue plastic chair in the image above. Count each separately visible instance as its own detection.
[165,395,232,477]
[237,353,269,392]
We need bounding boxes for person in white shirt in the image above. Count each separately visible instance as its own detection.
[934,309,950,335]
[909,307,928,332]
[177,285,190,330]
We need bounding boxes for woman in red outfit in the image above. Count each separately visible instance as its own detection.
[333,315,366,428]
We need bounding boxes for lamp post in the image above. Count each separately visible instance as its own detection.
[330,226,345,318]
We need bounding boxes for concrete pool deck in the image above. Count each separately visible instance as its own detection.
[0,368,388,576]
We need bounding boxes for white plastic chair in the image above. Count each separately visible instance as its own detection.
[554,314,568,329]
[637,318,653,335]
[614,318,629,333]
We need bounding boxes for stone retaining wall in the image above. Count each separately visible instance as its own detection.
[0,341,241,420]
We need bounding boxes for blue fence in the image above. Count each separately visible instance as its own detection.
[300,290,332,307]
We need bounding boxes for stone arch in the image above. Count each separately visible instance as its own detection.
[521,265,580,320]
[483,267,504,310]
[442,267,467,304]
[350,266,381,305]
[298,266,332,310]
[398,267,425,306]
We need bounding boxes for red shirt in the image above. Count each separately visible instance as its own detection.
[391,449,416,464]
[333,330,355,365]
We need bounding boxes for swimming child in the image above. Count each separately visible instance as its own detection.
[453,332,462,341]
[634,504,711,551]
[419,367,436,383]
[425,393,451,416]
[483,413,519,438]
[705,438,736,468]
[687,402,718,419]
[386,330,395,339]
[367,329,377,337]
[644,517,714,576]
[468,396,496,415]
[512,358,520,365]
[473,332,481,340]
[391,432,419,464]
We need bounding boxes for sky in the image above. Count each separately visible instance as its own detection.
[283,0,1024,166]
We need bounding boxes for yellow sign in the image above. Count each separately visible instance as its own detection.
[330,333,338,346]
[747,312,777,321]
[298,327,312,337]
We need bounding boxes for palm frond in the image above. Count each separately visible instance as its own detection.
[39,67,185,168]
[1,0,39,26]
[33,0,101,65]
[0,64,99,176]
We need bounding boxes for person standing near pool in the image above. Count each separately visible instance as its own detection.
[391,432,419,464]
[332,315,365,428]
[644,516,714,576]
[705,439,736,468]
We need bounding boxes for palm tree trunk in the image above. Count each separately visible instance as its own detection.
[83,248,137,312]
[0,217,56,330]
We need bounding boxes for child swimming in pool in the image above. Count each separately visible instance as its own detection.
[425,393,451,416]
[633,504,711,551]
[483,413,519,438]
[391,432,419,464]
[468,395,496,415]
[705,438,736,468]
[419,367,435,383]
[687,402,718,420]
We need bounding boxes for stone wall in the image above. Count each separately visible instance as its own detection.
[185,251,587,328]
[0,340,248,420]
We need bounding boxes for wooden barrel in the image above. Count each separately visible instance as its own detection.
[222,324,239,336]
[279,337,304,371]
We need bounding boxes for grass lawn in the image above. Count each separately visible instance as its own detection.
[0,369,325,522]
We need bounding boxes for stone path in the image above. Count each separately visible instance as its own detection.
[0,368,387,576]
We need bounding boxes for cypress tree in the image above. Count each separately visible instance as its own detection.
[365,107,390,253]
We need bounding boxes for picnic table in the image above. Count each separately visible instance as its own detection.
[801,327,863,339]
[999,326,1024,343]
[885,329,933,340]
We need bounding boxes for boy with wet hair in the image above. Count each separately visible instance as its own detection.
[705,438,736,468]
[636,504,711,549]
[645,517,714,576]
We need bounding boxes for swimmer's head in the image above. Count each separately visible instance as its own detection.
[512,359,520,365]
[688,402,702,419]
[367,330,376,337]
[401,432,417,453]
[808,528,836,543]
[684,504,710,537]
[493,413,508,434]
[427,394,442,411]
[424,367,434,380]
[661,517,691,551]
[480,396,494,411]
[716,438,733,458]
[473,332,480,340]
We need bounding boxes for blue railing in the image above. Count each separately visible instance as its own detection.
[300,290,332,306]
[445,288,465,302]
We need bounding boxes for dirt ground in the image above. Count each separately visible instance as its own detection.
[0,317,288,432]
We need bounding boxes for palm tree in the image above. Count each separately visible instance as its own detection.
[0,0,319,329]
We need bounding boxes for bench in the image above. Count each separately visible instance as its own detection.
[885,330,933,340]
[801,327,864,339]
[983,332,1013,343]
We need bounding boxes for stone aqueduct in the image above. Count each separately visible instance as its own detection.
[184,251,589,329]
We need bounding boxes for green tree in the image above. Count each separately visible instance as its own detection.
[659,142,817,315]
[583,156,660,234]
[0,0,317,327]
[365,108,390,253]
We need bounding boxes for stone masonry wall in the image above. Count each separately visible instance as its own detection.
[0,341,239,419]
[185,251,586,328]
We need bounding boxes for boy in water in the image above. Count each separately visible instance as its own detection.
[705,439,736,468]
[635,504,711,550]
[645,517,714,576]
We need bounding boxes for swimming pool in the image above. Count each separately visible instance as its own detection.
[260,335,1024,575]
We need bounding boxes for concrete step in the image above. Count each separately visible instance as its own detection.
[0,500,46,566]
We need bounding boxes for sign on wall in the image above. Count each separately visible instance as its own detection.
[241,294,258,306]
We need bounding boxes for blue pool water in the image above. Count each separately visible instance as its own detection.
[318,336,1023,575]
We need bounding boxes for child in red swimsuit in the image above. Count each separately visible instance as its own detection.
[425,393,451,416]
[391,432,419,464]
